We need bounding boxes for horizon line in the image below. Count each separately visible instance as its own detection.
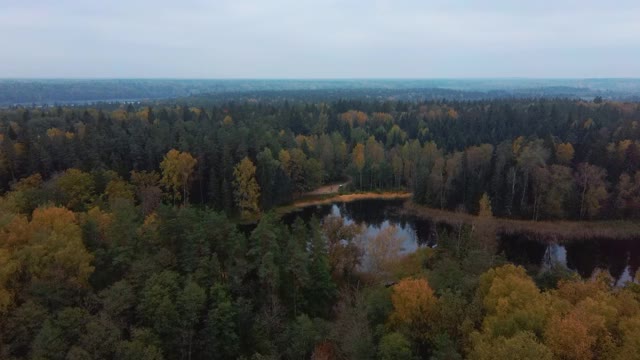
[1,77,640,81]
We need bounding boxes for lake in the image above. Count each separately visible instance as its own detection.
[499,234,640,286]
[283,199,437,253]
[284,198,640,285]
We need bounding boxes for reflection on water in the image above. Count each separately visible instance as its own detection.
[500,234,640,285]
[542,243,567,270]
[282,199,436,251]
[285,199,640,285]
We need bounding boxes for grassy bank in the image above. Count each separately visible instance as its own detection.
[275,191,412,217]
[403,202,640,242]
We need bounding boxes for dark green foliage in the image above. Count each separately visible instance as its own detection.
[3,95,640,360]
[303,217,336,318]
[2,98,640,220]
[282,315,329,360]
[2,301,49,358]
[201,285,240,360]
[115,328,164,360]
[378,332,413,360]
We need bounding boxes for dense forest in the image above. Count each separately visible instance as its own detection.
[2,98,640,220]
[2,96,640,359]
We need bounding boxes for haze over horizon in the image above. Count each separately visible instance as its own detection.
[2,0,640,79]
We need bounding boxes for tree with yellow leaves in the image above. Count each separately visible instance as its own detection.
[233,157,261,218]
[0,207,94,314]
[575,162,608,219]
[390,277,437,341]
[478,193,492,217]
[555,143,575,165]
[160,149,197,205]
[476,264,549,337]
[54,168,96,211]
[352,143,365,188]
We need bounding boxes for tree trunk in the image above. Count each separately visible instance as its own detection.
[440,173,445,210]
[580,181,588,219]
[520,171,528,210]
[508,168,516,215]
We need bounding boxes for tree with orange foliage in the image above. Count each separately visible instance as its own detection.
[545,312,595,360]
[311,341,338,360]
[340,110,368,127]
[390,277,437,341]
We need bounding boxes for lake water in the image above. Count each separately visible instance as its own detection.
[499,234,640,286]
[282,199,437,254]
[284,199,640,285]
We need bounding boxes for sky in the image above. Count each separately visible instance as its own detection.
[1,0,640,78]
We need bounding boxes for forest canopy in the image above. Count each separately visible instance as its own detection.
[2,97,640,220]
[1,95,640,359]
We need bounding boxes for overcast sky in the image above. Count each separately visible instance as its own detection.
[1,0,639,78]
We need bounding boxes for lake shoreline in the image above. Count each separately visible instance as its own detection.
[275,191,412,217]
[403,201,640,243]
[278,191,640,243]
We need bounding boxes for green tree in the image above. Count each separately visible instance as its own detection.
[115,328,164,360]
[470,331,552,360]
[256,148,280,209]
[304,217,336,318]
[378,332,413,360]
[137,270,180,351]
[2,300,49,358]
[201,284,239,359]
[177,279,206,360]
[31,307,91,360]
[286,218,310,316]
[248,213,282,307]
[54,168,95,211]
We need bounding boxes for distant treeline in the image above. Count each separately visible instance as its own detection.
[2,79,640,105]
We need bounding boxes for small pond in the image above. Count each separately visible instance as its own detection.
[284,199,640,285]
[282,199,437,253]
